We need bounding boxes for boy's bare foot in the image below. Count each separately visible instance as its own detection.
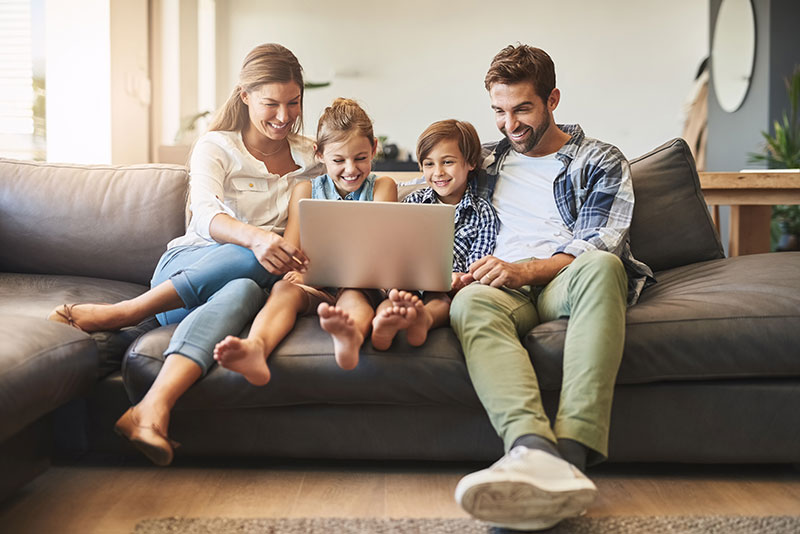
[47,303,123,332]
[371,306,414,350]
[393,290,432,347]
[371,289,420,350]
[318,303,363,370]
[213,336,271,386]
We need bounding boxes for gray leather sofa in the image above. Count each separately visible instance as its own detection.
[1,138,799,501]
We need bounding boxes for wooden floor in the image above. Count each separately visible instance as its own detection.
[1,457,799,534]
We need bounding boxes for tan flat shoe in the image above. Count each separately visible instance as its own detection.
[47,304,86,332]
[114,407,180,467]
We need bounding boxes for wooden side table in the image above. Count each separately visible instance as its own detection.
[698,171,800,256]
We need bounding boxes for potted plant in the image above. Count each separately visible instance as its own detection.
[749,66,800,251]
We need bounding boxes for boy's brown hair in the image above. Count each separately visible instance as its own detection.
[484,44,556,103]
[416,119,482,171]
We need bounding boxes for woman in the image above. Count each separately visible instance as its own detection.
[48,43,322,466]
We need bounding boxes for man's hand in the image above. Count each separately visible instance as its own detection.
[250,231,309,275]
[461,253,576,289]
[461,256,531,289]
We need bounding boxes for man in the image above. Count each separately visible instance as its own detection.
[450,44,654,531]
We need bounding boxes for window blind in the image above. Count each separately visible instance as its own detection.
[0,0,39,159]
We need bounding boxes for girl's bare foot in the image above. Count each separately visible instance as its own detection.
[318,303,363,370]
[47,303,126,332]
[214,336,271,386]
[371,289,420,350]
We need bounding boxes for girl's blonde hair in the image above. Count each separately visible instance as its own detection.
[208,43,305,134]
[416,119,482,170]
[315,98,374,155]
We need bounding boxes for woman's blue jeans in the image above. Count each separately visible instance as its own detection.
[150,244,280,374]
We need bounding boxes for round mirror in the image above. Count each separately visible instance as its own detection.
[711,0,756,112]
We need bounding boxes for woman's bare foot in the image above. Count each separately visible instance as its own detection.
[371,289,421,350]
[318,302,363,370]
[214,336,271,386]
[47,303,127,332]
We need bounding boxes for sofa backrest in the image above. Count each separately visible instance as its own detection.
[0,158,189,286]
[628,138,724,272]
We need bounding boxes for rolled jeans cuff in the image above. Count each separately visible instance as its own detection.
[170,269,203,309]
[164,339,215,375]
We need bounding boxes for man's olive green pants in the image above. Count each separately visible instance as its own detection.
[450,250,628,460]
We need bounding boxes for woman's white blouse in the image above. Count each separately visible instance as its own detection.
[168,130,322,249]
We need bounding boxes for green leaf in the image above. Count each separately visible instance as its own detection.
[748,65,800,168]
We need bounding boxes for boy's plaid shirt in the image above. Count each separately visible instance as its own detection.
[403,185,498,273]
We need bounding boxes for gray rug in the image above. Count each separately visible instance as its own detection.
[133,516,800,534]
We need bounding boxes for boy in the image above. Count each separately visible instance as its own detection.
[371,119,498,349]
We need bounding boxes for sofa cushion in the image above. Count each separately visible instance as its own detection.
[0,158,188,285]
[628,138,724,272]
[0,315,98,442]
[526,252,800,389]
[0,273,156,374]
[121,316,482,409]
[122,256,800,406]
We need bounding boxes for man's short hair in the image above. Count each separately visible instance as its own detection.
[484,44,556,102]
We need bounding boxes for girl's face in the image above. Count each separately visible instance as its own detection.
[318,133,377,197]
[241,82,302,141]
[421,138,474,205]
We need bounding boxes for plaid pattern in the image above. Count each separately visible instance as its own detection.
[403,185,498,273]
[475,124,654,304]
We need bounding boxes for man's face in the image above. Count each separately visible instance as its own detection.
[489,82,553,156]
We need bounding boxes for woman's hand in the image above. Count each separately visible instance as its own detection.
[207,213,309,276]
[250,230,309,275]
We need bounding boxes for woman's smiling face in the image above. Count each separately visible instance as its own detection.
[241,82,302,141]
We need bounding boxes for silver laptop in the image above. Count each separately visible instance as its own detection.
[298,199,455,292]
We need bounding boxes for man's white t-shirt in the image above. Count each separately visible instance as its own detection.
[491,150,573,262]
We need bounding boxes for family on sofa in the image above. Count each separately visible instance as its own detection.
[45,41,655,531]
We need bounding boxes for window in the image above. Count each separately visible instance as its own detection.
[0,0,45,160]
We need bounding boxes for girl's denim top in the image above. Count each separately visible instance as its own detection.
[311,173,376,201]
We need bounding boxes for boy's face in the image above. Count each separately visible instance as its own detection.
[317,133,377,198]
[421,138,474,205]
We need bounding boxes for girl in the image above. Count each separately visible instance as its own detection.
[213,98,397,383]
[371,119,498,350]
[48,43,323,466]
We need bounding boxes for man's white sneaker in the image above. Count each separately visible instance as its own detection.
[454,446,598,531]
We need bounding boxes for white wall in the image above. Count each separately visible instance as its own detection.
[110,0,150,164]
[45,0,111,163]
[45,0,150,164]
[214,0,709,160]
